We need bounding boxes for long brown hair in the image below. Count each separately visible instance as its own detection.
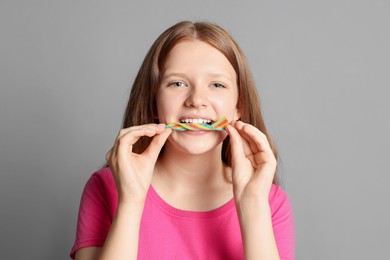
[123,21,279,184]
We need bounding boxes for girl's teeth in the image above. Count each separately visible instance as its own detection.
[180,119,211,124]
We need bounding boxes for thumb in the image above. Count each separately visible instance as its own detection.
[144,128,172,162]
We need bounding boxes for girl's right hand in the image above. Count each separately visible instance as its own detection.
[106,124,172,205]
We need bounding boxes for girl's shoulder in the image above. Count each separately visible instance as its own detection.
[91,166,115,185]
[83,166,117,201]
[269,184,293,218]
[269,184,289,200]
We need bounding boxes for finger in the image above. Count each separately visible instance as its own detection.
[117,127,159,156]
[106,147,113,161]
[239,126,276,165]
[112,125,159,158]
[229,122,253,156]
[225,124,246,163]
[234,121,272,154]
[144,128,172,162]
[117,124,164,139]
[105,148,113,166]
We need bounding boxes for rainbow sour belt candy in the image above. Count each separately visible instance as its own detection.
[166,117,229,131]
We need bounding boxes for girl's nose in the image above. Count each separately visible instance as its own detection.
[184,86,208,108]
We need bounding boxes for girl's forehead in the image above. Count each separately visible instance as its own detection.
[162,40,236,80]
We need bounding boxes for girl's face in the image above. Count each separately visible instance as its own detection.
[156,40,240,155]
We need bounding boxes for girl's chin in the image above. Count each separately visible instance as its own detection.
[166,131,227,155]
[172,145,220,156]
[181,130,210,136]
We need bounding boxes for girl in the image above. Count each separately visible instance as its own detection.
[70,21,294,260]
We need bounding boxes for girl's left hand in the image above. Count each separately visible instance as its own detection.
[226,120,277,202]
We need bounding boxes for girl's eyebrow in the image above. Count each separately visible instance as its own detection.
[161,72,188,80]
[162,72,233,82]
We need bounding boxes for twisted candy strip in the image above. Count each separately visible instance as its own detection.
[166,117,229,131]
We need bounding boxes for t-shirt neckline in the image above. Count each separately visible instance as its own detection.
[148,185,235,219]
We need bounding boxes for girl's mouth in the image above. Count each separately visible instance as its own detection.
[179,118,214,125]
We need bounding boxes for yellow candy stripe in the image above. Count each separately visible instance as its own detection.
[212,117,229,129]
[166,117,229,131]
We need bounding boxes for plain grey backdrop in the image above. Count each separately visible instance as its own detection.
[1,0,389,259]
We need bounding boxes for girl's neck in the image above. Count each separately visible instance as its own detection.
[152,144,233,211]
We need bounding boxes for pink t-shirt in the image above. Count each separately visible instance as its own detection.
[70,167,295,259]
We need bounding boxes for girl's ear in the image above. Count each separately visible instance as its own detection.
[234,109,241,121]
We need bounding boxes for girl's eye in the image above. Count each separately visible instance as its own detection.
[168,81,187,88]
[212,83,226,88]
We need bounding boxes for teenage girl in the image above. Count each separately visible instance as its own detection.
[70,21,295,260]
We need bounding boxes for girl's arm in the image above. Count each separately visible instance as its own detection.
[74,201,144,260]
[97,200,144,259]
[75,247,102,259]
[236,197,279,260]
[226,121,280,260]
[75,125,171,260]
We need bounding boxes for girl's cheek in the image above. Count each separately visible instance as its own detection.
[210,95,237,111]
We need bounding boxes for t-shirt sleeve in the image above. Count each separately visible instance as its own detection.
[269,185,295,260]
[69,172,115,259]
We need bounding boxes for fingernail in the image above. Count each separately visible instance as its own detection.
[157,124,166,128]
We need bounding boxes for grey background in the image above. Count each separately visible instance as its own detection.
[1,0,389,259]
